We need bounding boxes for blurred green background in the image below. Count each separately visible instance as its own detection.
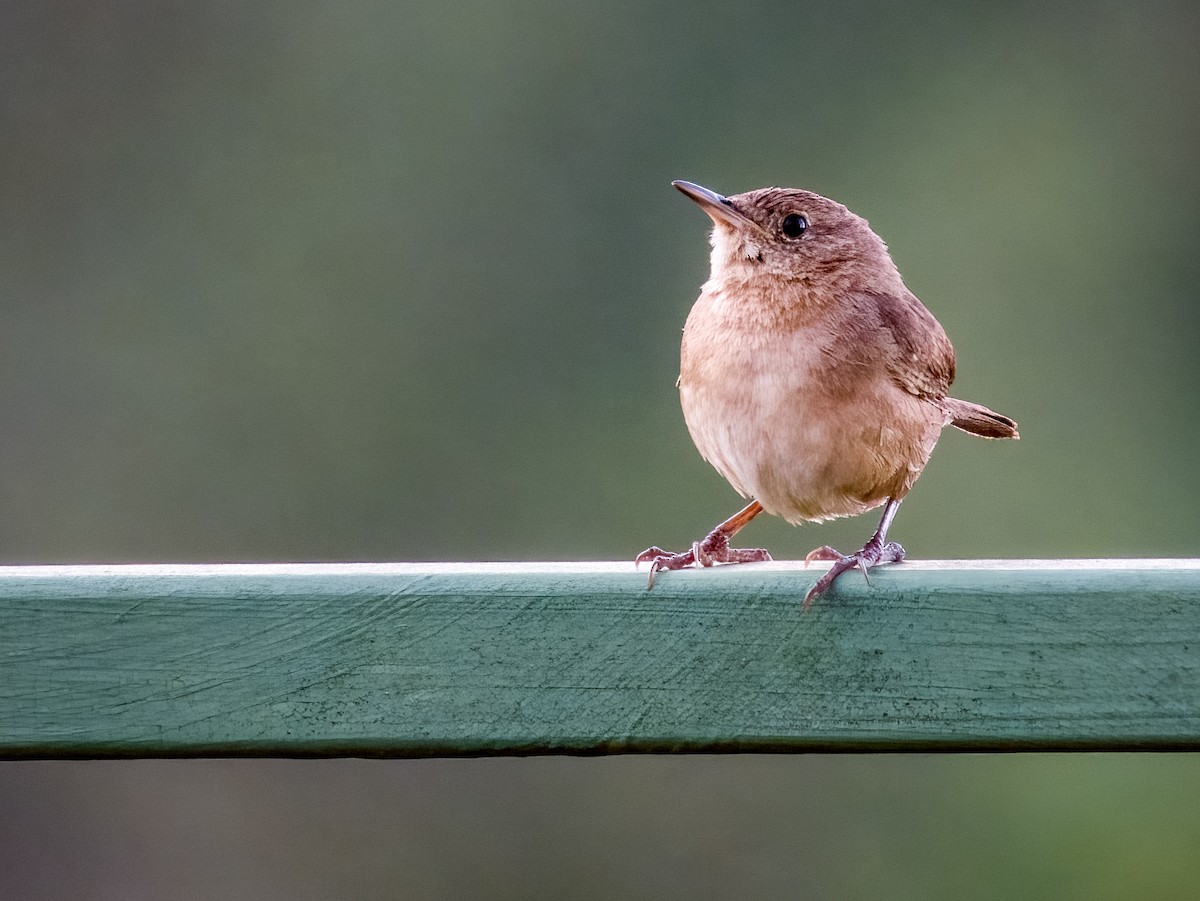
[2,1,1199,898]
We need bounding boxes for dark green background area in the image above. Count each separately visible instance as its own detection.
[2,2,1198,898]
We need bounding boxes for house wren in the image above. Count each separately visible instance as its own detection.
[636,181,1018,607]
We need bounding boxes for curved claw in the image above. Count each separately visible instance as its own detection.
[634,546,669,569]
[802,540,906,611]
[803,545,843,566]
[635,531,771,590]
[636,547,698,589]
[856,557,872,583]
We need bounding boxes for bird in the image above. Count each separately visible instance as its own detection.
[635,180,1018,608]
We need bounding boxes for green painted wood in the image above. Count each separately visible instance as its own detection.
[2,561,1198,758]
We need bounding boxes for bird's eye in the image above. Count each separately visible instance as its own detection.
[781,213,808,239]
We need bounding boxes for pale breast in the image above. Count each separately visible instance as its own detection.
[678,286,946,523]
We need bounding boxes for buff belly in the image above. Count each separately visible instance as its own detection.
[680,348,946,524]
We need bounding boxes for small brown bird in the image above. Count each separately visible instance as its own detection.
[636,181,1018,607]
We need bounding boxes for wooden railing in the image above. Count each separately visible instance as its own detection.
[3,560,1197,758]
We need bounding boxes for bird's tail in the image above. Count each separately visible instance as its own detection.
[944,398,1019,439]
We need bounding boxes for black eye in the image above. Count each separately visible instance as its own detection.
[781,213,808,238]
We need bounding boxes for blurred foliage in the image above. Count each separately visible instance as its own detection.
[1,1,1198,898]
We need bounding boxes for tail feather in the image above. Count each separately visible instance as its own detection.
[944,397,1019,440]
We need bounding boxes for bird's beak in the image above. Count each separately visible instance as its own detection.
[672,180,755,230]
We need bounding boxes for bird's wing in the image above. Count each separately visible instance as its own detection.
[867,290,957,400]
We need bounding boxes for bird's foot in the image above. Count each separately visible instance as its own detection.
[635,526,772,589]
[802,537,905,610]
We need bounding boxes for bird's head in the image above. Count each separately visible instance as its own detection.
[672,180,903,297]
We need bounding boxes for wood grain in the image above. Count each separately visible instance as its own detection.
[2,561,1198,757]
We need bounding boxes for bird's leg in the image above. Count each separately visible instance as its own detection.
[635,500,772,589]
[802,497,905,610]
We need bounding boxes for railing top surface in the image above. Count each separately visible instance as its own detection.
[0,558,1197,578]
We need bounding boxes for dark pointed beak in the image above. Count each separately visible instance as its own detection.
[672,180,755,229]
